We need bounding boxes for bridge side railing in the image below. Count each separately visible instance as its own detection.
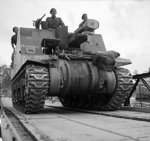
[124,72,150,107]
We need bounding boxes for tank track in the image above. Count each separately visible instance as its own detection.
[12,64,49,114]
[105,68,133,110]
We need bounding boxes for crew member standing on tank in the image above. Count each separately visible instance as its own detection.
[11,27,18,68]
[79,13,88,27]
[11,27,18,49]
[46,8,65,29]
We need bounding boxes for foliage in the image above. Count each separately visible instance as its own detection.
[0,65,11,89]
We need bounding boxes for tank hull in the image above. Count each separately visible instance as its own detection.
[11,58,133,113]
[11,26,133,113]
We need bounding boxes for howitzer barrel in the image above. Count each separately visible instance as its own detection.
[69,19,99,46]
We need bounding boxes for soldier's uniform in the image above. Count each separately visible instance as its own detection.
[11,27,18,68]
[11,34,17,48]
[79,21,86,28]
[46,17,65,29]
[11,35,17,68]
[79,14,88,28]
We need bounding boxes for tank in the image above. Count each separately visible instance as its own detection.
[11,19,133,113]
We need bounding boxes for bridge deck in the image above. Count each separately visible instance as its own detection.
[1,97,150,141]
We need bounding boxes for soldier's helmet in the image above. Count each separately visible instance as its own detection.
[50,8,57,14]
[13,27,18,33]
[82,14,87,20]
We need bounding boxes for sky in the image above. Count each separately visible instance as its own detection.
[0,0,150,73]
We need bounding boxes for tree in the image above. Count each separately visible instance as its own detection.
[0,65,11,96]
[2,67,11,89]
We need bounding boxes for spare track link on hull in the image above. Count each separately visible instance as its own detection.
[105,68,133,110]
[12,64,49,114]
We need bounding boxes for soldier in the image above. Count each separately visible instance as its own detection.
[79,13,88,27]
[11,27,18,49]
[11,27,18,68]
[46,8,65,29]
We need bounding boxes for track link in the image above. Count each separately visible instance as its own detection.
[12,64,49,114]
[24,65,49,113]
[106,68,133,110]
